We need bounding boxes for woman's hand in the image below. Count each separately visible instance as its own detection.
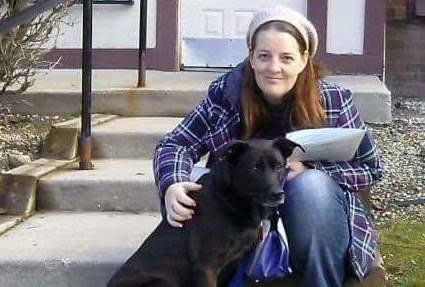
[287,161,307,181]
[164,182,202,228]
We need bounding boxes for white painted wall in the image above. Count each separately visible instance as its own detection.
[181,0,307,39]
[47,0,156,49]
[326,0,365,55]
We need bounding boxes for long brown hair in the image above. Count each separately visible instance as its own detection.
[241,21,326,139]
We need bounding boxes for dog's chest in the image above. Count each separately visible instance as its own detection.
[187,204,259,267]
[195,223,258,269]
[224,228,258,261]
[189,176,263,269]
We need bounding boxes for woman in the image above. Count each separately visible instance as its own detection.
[153,6,383,287]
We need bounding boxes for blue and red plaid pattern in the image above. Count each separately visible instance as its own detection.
[153,62,384,279]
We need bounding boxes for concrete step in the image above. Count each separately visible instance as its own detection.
[37,159,160,212]
[91,117,182,159]
[4,70,391,123]
[4,70,218,117]
[326,75,391,124]
[0,211,161,287]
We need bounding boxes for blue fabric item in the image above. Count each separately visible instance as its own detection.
[247,210,292,281]
[228,211,292,287]
[228,252,252,287]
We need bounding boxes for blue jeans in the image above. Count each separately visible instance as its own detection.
[279,169,350,287]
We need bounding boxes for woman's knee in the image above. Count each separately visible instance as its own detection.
[283,169,347,212]
[280,170,350,256]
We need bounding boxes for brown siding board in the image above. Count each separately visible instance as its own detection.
[309,0,385,75]
[44,0,179,71]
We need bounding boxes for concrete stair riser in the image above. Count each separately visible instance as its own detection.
[37,178,160,212]
[10,86,391,123]
[94,90,203,117]
[7,70,391,123]
[325,75,392,124]
[35,118,209,213]
[2,90,204,117]
[36,159,160,212]
[91,117,182,159]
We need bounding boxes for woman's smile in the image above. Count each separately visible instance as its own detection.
[264,76,284,83]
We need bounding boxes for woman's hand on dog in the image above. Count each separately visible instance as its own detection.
[164,182,202,228]
[287,161,307,181]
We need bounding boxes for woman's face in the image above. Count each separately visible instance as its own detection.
[250,29,308,105]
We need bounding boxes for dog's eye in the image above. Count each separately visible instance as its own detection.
[251,163,263,173]
[275,163,285,171]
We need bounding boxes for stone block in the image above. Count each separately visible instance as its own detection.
[42,127,79,160]
[41,114,117,160]
[0,158,75,218]
[0,174,37,216]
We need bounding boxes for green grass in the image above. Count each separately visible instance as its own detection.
[378,218,425,287]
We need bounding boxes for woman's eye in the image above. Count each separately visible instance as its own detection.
[258,54,269,60]
[281,56,294,62]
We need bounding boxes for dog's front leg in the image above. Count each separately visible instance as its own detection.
[193,267,217,287]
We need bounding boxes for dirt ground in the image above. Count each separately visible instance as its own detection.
[0,109,74,172]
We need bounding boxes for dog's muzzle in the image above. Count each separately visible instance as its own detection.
[263,188,285,207]
[263,168,288,207]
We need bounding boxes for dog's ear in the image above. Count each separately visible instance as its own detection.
[273,137,305,158]
[221,140,250,164]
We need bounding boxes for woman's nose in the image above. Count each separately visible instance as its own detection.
[267,57,281,73]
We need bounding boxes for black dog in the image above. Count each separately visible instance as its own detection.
[107,138,302,287]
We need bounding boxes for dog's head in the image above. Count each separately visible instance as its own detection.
[220,138,303,207]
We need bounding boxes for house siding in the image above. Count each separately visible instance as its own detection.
[385,0,425,98]
[45,0,386,74]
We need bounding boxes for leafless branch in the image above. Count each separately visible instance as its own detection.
[0,0,72,95]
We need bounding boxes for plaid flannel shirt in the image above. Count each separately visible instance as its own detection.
[153,62,384,279]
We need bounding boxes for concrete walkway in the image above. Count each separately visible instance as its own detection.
[2,69,392,123]
[0,212,161,287]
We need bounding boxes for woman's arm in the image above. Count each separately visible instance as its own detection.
[153,76,226,198]
[305,87,384,192]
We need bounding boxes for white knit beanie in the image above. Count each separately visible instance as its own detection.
[246,6,319,57]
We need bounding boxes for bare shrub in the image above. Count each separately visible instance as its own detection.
[0,0,72,95]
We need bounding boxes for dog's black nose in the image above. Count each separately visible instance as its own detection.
[271,191,285,201]
[271,186,284,194]
[263,188,285,207]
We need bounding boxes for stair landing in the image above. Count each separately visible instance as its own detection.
[0,212,161,287]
